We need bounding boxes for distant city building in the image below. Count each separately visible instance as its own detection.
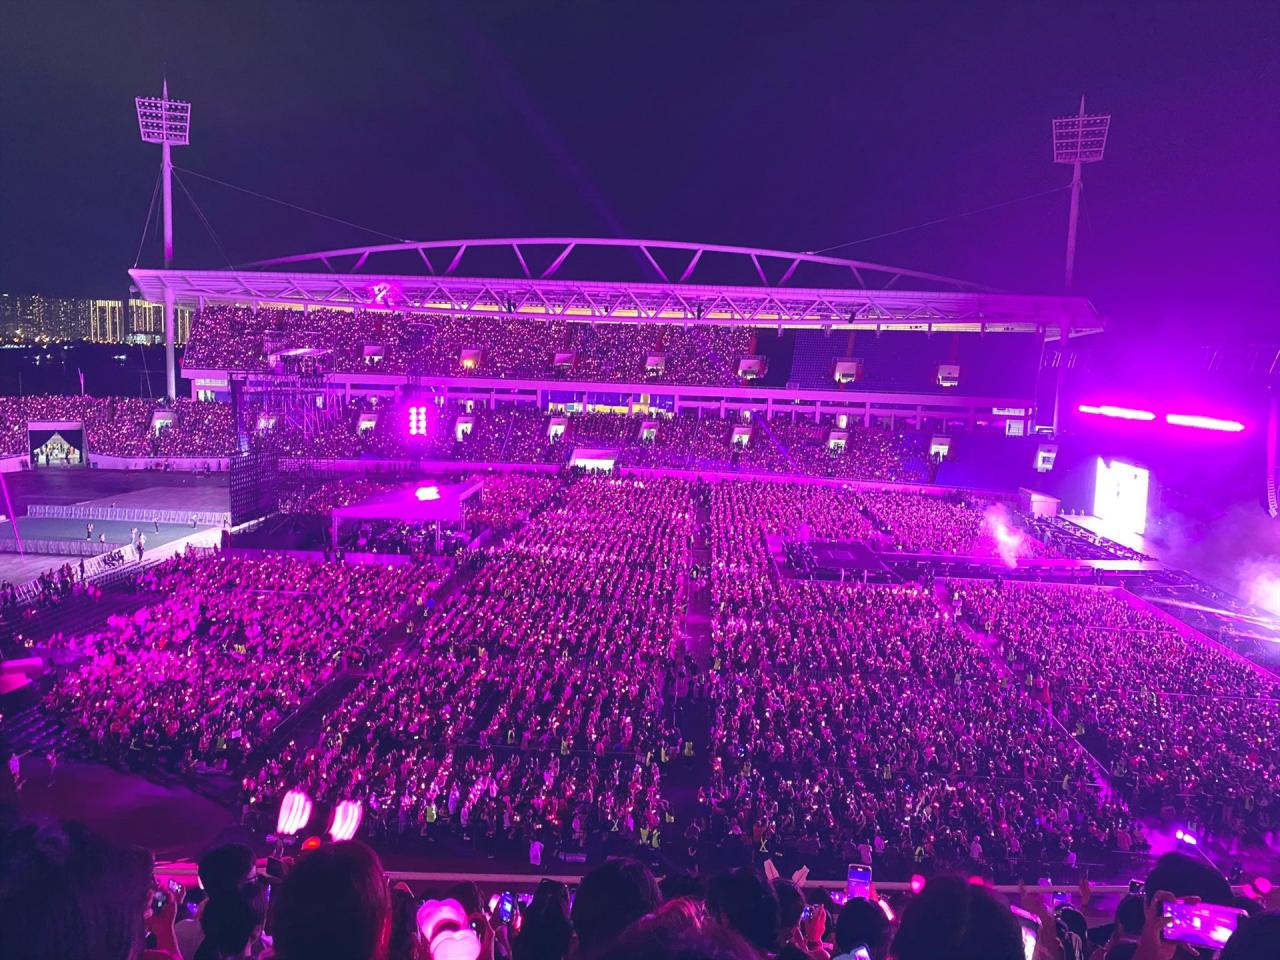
[0,294,92,341]
[128,298,163,344]
[0,292,188,344]
[125,298,192,345]
[91,299,125,342]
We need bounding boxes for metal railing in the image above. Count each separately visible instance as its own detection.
[26,504,230,526]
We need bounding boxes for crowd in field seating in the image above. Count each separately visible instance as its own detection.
[952,581,1280,846]
[245,476,692,859]
[43,552,444,769]
[696,481,1135,878]
[15,462,1280,891]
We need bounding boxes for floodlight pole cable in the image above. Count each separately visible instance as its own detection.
[174,165,414,244]
[810,184,1071,255]
[173,170,236,270]
[133,168,163,268]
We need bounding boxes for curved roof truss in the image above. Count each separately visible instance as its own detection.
[246,237,995,293]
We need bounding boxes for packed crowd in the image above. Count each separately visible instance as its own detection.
[246,476,693,859]
[43,552,445,769]
[3,818,1277,960]
[697,481,1132,878]
[263,403,930,484]
[0,396,233,460]
[953,582,1280,846]
[184,306,756,386]
[855,491,1057,559]
[13,464,1280,885]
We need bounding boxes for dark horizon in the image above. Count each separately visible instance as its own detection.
[3,1,1278,345]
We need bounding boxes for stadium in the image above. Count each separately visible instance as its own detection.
[3,7,1280,959]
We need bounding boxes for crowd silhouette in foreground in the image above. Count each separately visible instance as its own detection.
[0,817,1276,960]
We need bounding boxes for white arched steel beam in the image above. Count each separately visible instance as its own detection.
[245,237,996,293]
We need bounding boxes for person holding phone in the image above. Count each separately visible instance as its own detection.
[829,898,890,960]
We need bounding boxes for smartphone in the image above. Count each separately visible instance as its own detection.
[166,878,185,900]
[496,891,516,925]
[846,863,872,901]
[1128,879,1144,896]
[151,888,168,913]
[1037,876,1068,908]
[1010,905,1039,960]
[1161,899,1246,950]
[852,948,872,960]
[800,905,814,922]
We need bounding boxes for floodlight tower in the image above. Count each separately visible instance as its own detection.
[1052,97,1110,291]
[135,81,191,400]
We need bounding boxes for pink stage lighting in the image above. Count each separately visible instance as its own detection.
[1078,404,1156,421]
[276,789,313,837]
[1165,413,1245,433]
[408,405,429,436]
[415,485,441,502]
[328,800,364,842]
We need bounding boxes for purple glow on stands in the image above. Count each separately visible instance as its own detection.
[1078,404,1156,421]
[1165,413,1246,432]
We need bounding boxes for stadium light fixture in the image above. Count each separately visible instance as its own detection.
[1165,413,1245,433]
[1078,404,1155,421]
[135,79,191,401]
[1052,98,1111,292]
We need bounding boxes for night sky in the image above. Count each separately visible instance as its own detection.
[3,1,1278,341]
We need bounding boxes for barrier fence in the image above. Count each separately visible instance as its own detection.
[0,538,115,558]
[26,504,231,526]
[11,544,139,603]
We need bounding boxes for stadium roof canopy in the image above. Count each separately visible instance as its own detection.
[130,236,1101,337]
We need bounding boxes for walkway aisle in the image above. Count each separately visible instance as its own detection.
[663,483,715,858]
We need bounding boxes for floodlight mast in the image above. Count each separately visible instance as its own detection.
[135,80,191,399]
[1046,97,1110,435]
[1052,96,1111,292]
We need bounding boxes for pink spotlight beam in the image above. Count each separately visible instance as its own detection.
[1165,413,1245,432]
[1078,404,1156,421]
